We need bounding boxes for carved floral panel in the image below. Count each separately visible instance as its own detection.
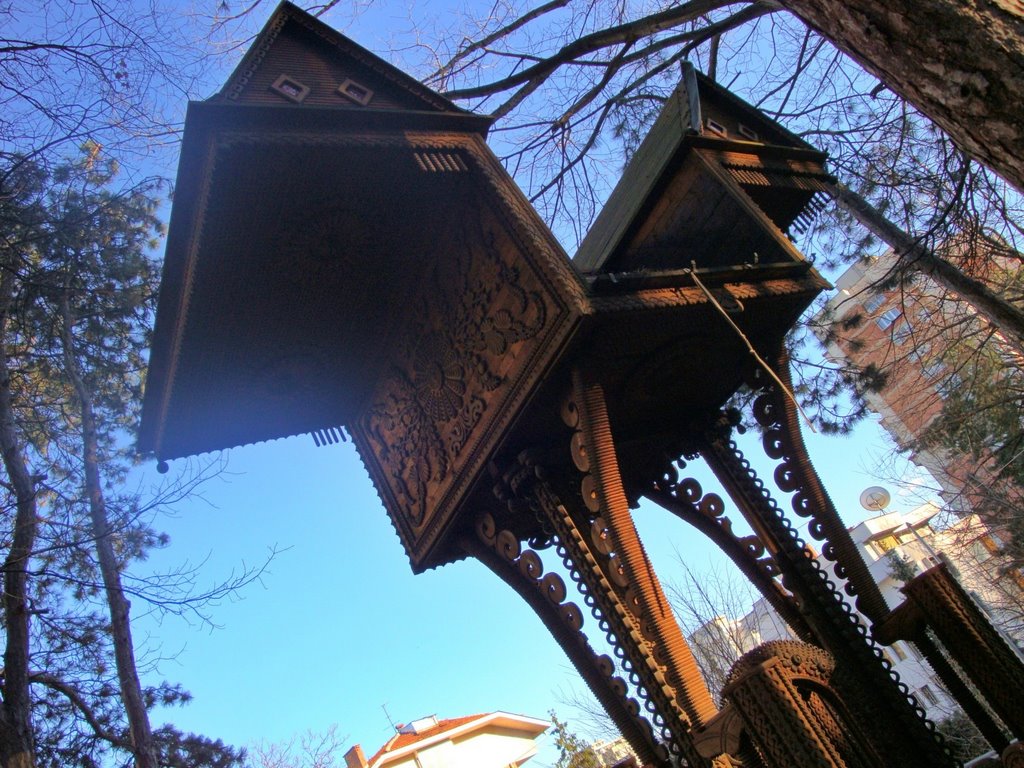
[352,179,570,566]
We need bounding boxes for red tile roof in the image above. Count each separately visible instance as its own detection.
[368,715,482,765]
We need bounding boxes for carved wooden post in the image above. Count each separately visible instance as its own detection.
[878,563,1024,740]
[698,392,954,766]
[722,641,886,768]
[486,373,721,766]
[569,371,718,728]
[461,515,667,766]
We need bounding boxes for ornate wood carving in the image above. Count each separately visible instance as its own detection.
[360,209,546,527]
[519,469,706,766]
[750,349,1023,754]
[873,600,1010,752]
[343,134,582,568]
[462,514,666,767]
[901,563,1024,740]
[568,372,719,730]
[485,404,712,766]
[644,437,815,646]
[752,349,891,625]
[723,641,885,768]
[699,403,954,767]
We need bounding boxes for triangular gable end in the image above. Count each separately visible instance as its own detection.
[217,1,471,117]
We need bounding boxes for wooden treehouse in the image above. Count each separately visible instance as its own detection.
[140,4,1024,766]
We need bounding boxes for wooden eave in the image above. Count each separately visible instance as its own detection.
[139,100,508,461]
[574,81,696,273]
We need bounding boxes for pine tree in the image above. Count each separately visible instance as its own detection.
[0,150,245,768]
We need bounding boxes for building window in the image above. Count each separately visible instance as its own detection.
[877,307,902,330]
[922,360,947,381]
[919,684,939,705]
[893,321,912,344]
[892,643,907,661]
[737,123,759,141]
[864,293,886,313]
[705,118,727,136]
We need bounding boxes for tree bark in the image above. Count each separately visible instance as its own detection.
[57,293,157,768]
[0,272,39,768]
[775,0,1024,192]
[831,181,1024,359]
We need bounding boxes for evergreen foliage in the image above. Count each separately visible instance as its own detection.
[0,150,244,767]
[549,712,602,768]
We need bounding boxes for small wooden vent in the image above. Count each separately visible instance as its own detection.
[270,74,311,103]
[337,78,373,106]
[737,123,760,141]
[413,152,468,173]
[705,118,728,137]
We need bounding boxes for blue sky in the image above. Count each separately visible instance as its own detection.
[117,2,940,765]
[135,419,932,766]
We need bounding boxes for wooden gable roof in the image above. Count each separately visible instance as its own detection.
[140,7,828,572]
[138,2,585,569]
[574,64,832,274]
[136,4,529,462]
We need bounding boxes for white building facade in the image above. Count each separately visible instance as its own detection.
[688,503,1024,720]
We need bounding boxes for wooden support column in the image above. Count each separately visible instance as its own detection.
[461,518,666,766]
[878,563,1024,741]
[570,371,718,729]
[759,350,891,626]
[700,432,955,768]
[483,440,707,765]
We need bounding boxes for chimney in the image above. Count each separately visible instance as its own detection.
[344,744,368,768]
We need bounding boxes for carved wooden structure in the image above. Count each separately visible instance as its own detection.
[140,4,1024,766]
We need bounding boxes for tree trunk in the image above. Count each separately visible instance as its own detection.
[775,0,1024,193]
[57,294,157,768]
[831,181,1024,359]
[0,273,39,768]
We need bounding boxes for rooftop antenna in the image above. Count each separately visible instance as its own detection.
[859,486,891,514]
[382,703,398,733]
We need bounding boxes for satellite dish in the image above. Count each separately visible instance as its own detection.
[859,486,891,512]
